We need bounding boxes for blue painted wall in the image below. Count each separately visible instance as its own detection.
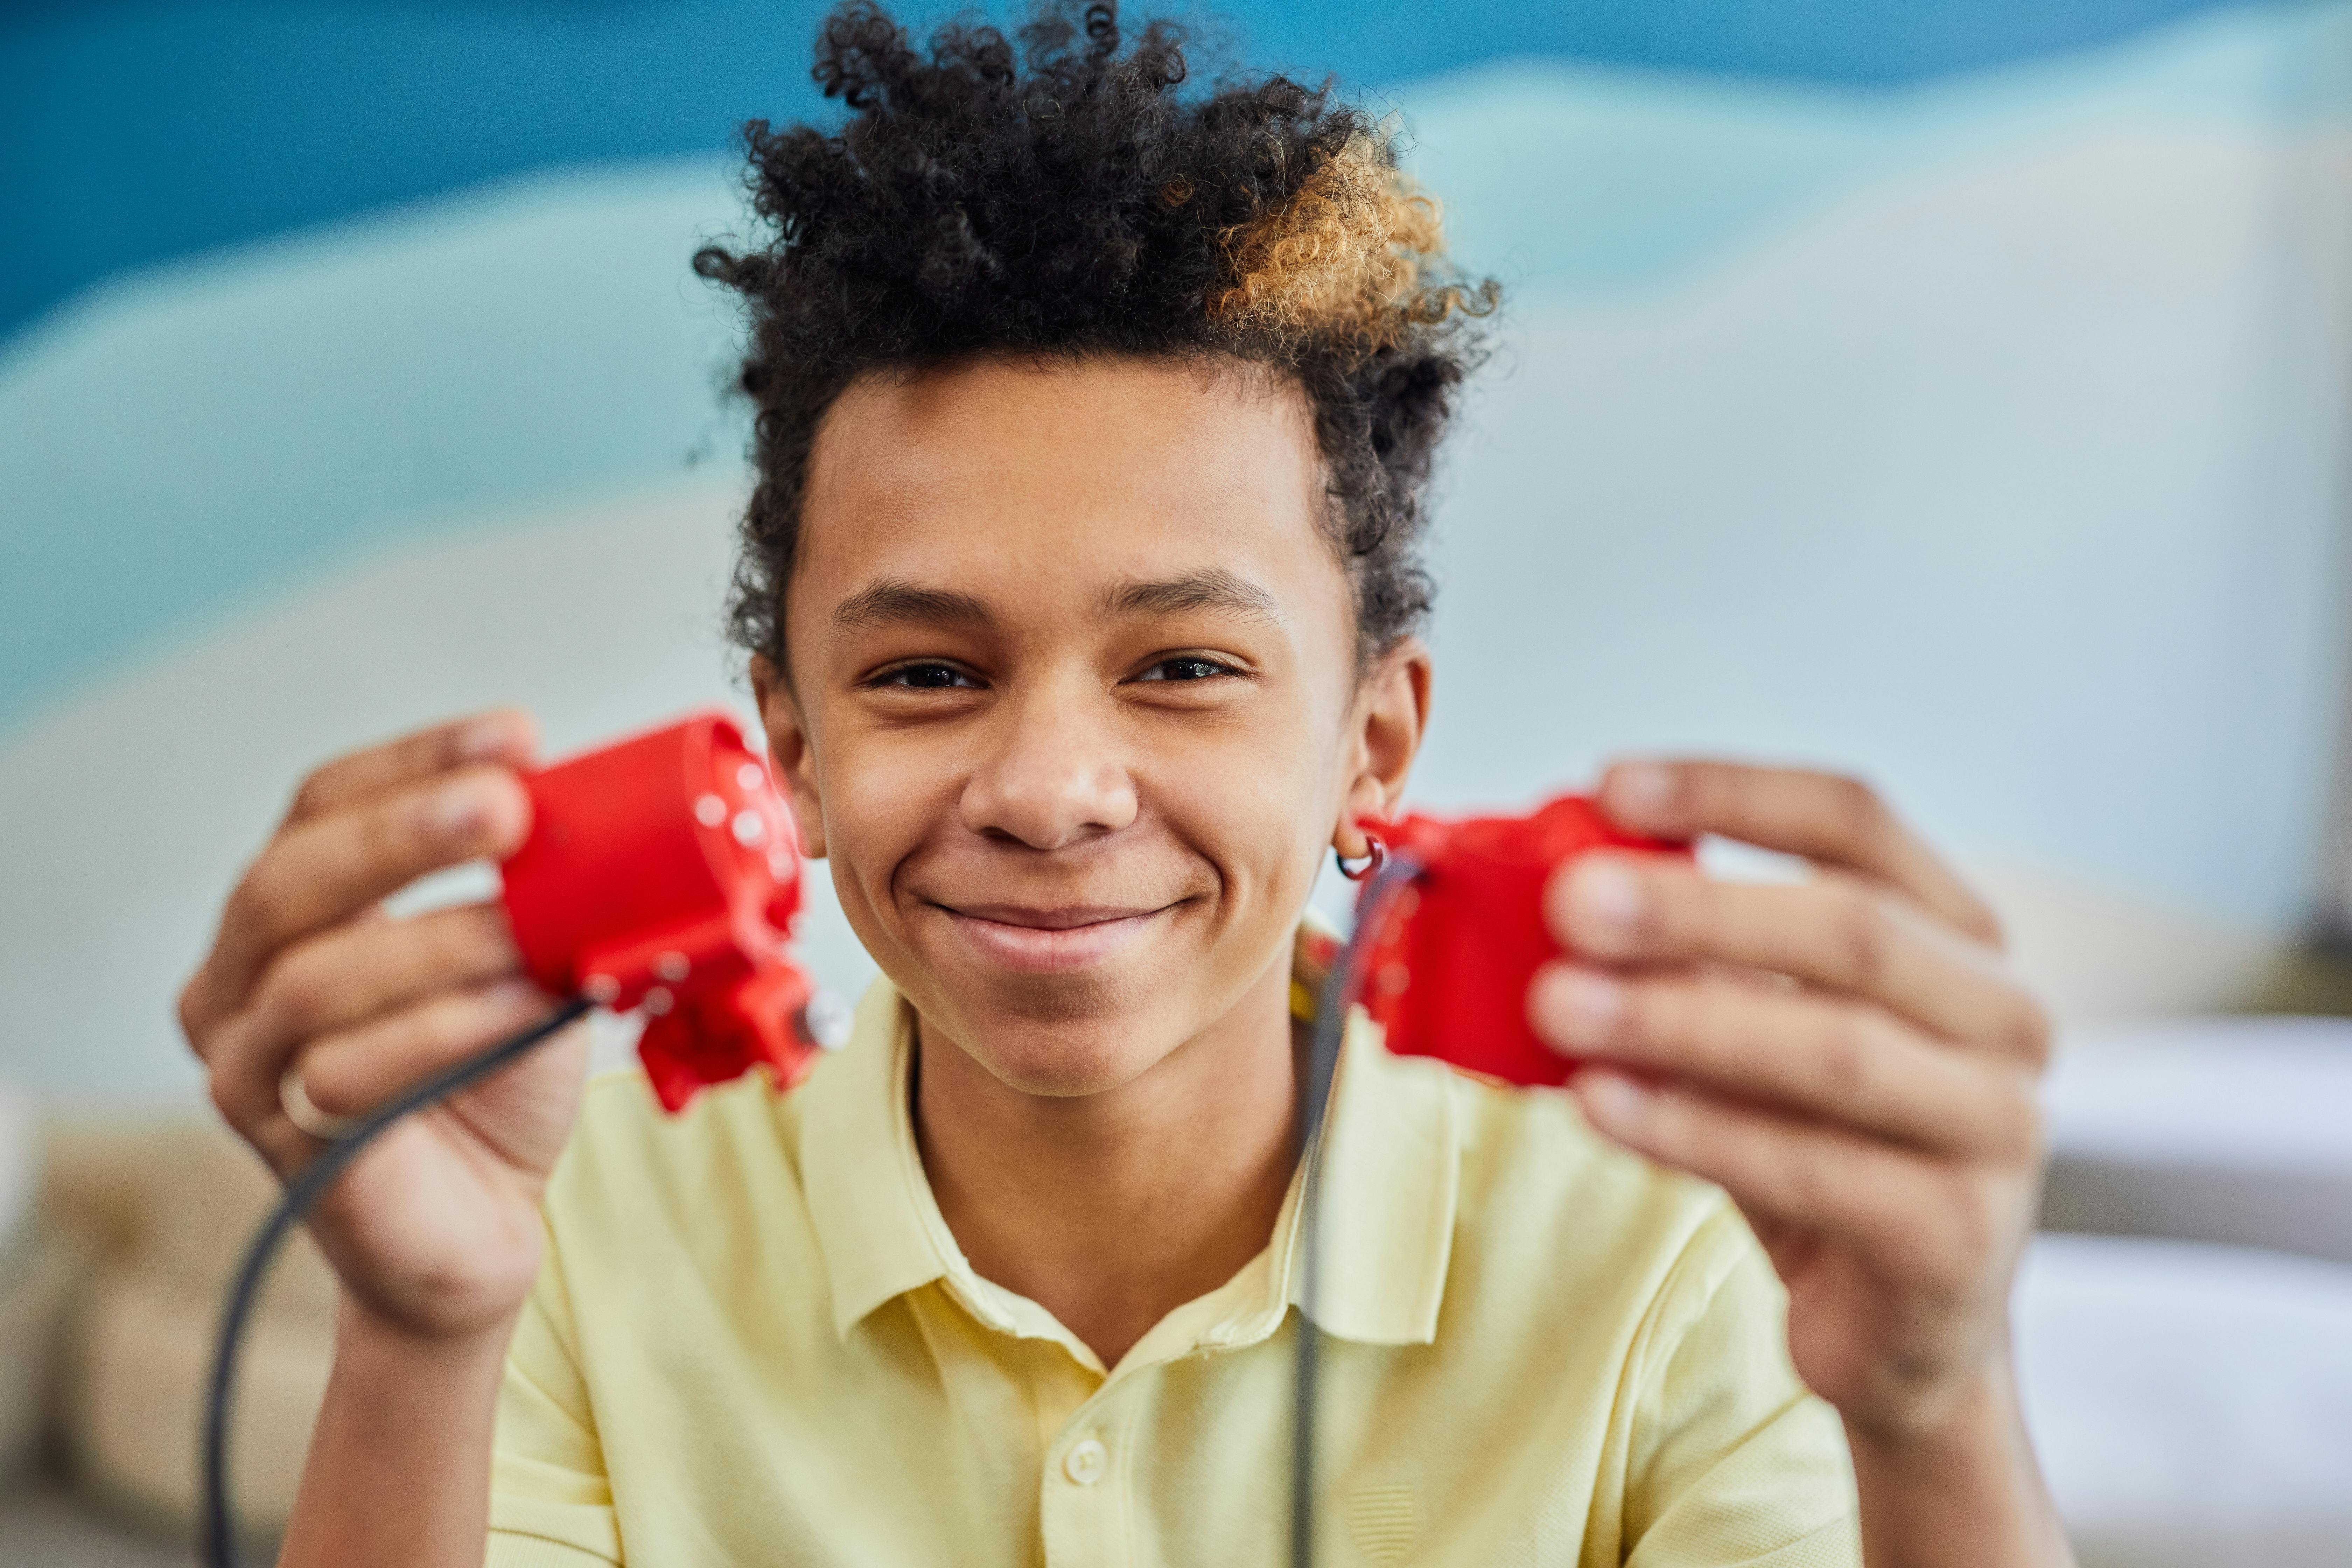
[0,0,2254,343]
[6,0,2351,1095]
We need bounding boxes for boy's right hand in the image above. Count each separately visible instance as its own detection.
[179,709,590,1343]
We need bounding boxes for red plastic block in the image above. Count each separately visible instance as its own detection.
[1356,795,1688,1087]
[499,710,825,1112]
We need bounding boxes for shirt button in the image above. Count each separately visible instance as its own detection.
[1063,1437,1107,1486]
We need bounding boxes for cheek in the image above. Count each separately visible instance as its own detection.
[1162,722,1342,918]
[811,734,957,929]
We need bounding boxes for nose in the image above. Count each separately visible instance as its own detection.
[959,685,1139,851]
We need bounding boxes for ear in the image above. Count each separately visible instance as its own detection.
[1334,637,1432,859]
[750,654,827,860]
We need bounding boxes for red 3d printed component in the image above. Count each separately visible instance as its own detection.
[1356,795,1689,1087]
[498,710,839,1112]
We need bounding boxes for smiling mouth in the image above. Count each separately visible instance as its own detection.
[930,900,1180,974]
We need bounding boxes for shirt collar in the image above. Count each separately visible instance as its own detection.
[796,978,949,1343]
[793,924,1460,1355]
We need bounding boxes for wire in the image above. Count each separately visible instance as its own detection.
[204,873,1417,1568]
[1291,851,1422,1568]
[201,994,593,1568]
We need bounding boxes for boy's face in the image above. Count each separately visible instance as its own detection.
[760,356,1418,1097]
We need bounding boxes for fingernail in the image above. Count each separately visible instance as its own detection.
[1577,1071,1656,1131]
[428,782,488,837]
[1611,762,1677,820]
[1549,968,1624,1046]
[1570,860,1646,946]
[455,714,516,761]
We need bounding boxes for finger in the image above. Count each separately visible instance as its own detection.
[1530,962,2039,1159]
[292,980,558,1129]
[284,709,538,824]
[1570,1069,2001,1294]
[1596,760,2000,945]
[1547,855,2047,1062]
[187,765,532,1035]
[223,903,524,1073]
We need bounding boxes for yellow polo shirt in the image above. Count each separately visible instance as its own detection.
[486,946,1860,1566]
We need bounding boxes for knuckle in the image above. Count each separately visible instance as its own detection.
[419,906,472,965]
[1942,1176,2004,1276]
[1642,1086,1703,1163]
[288,768,335,820]
[221,870,278,944]
[253,940,343,1048]
[1827,886,1896,990]
[1674,762,1724,820]
[1669,983,1746,1077]
[1651,866,1715,951]
[259,948,332,1037]
[416,723,464,775]
[1817,1008,1879,1102]
[400,989,500,1062]
[1960,888,2008,951]
[408,995,476,1054]
[1850,1171,1919,1258]
[1627,978,1691,1055]
[1827,772,1888,841]
[2003,991,2053,1067]
[1784,1146,1842,1216]
[206,1070,247,1130]
[1670,981,1736,1071]
[1898,1166,2007,1298]
[175,976,206,1049]
[1986,1072,2043,1163]
[434,903,515,974]
[357,792,417,867]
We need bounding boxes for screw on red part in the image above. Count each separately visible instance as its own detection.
[1353,795,1689,1087]
[497,710,825,1112]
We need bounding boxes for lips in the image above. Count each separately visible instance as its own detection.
[929,899,1178,974]
[947,902,1162,930]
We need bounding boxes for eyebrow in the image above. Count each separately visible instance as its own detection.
[1102,569,1283,625]
[829,578,994,635]
[829,568,1284,637]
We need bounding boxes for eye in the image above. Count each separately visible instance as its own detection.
[873,662,980,691]
[1134,654,1242,683]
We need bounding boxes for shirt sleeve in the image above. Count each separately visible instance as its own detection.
[486,1218,626,1567]
[1622,1205,1862,1568]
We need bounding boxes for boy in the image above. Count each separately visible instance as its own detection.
[182,6,2070,1563]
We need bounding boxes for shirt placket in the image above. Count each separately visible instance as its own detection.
[1038,1378,1137,1568]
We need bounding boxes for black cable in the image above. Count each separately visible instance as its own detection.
[202,994,593,1568]
[1291,852,1422,1568]
[203,878,1414,1568]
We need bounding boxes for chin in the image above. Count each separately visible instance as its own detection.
[972,1038,1147,1097]
[959,976,1173,1095]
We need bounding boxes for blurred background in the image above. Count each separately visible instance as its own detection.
[5,0,2352,1562]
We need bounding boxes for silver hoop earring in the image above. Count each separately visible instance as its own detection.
[1335,834,1386,882]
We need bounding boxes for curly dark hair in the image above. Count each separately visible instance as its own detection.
[694,0,1497,668]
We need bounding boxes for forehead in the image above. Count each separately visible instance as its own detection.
[791,356,1342,629]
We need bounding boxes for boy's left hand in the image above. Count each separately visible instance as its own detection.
[1529,760,2047,1442]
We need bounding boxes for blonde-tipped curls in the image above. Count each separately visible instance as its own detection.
[700,1,1501,667]
[1210,134,1497,352]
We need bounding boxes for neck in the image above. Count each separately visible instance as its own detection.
[913,954,1301,1371]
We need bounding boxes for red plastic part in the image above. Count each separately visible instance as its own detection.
[1355,795,1689,1087]
[498,710,819,1112]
